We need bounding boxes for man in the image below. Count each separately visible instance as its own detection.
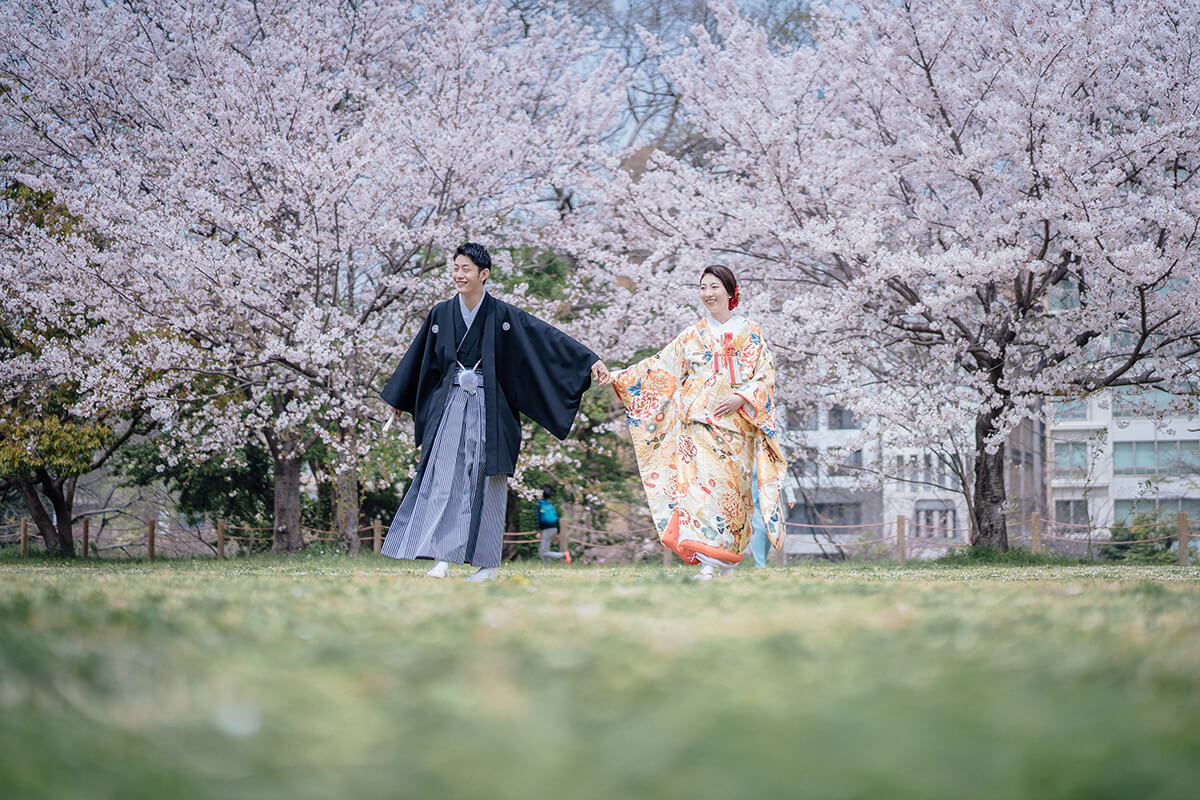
[379,243,609,581]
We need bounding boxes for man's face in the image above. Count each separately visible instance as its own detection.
[452,254,488,295]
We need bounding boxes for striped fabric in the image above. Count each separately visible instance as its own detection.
[381,379,508,568]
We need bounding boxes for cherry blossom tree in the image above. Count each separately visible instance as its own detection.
[0,183,166,557]
[1,0,624,552]
[588,0,1200,549]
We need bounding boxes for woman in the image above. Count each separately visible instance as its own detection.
[612,266,787,579]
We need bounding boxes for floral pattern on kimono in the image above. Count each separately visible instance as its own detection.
[613,316,787,564]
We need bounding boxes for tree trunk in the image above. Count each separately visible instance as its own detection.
[58,476,77,555]
[502,488,522,562]
[971,409,1009,552]
[15,474,76,557]
[271,452,305,554]
[331,465,360,554]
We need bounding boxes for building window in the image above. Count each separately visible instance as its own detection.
[1114,497,1200,524]
[1113,440,1200,475]
[829,449,863,476]
[1048,278,1080,310]
[827,405,859,430]
[1051,397,1088,420]
[913,500,957,538]
[946,461,961,490]
[1169,441,1200,473]
[1054,499,1089,526]
[1053,441,1088,477]
[1113,499,1138,524]
[796,502,862,527]
[787,406,819,431]
[1185,499,1200,521]
[1113,387,1176,418]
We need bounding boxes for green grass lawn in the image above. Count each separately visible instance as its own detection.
[2,555,1199,800]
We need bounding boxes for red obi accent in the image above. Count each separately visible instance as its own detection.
[713,332,737,384]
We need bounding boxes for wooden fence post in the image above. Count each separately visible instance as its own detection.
[373,518,383,554]
[217,519,226,561]
[1179,513,1190,567]
[20,518,28,557]
[81,518,90,558]
[147,519,156,561]
[896,515,906,562]
[558,527,569,563]
[662,545,673,567]
[1031,512,1042,555]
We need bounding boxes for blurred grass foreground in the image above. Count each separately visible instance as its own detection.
[2,556,1199,799]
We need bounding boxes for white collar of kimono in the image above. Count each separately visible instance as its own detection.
[458,291,487,331]
[704,311,747,337]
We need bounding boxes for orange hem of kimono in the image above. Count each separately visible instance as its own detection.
[661,508,746,565]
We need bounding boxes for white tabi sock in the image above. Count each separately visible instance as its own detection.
[426,560,450,578]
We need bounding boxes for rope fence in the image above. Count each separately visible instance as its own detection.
[1,511,1195,565]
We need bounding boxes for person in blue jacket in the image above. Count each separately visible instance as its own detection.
[538,485,570,564]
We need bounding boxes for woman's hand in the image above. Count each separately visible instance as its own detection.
[714,394,745,418]
[591,360,611,385]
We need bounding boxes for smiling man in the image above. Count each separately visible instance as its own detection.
[379,243,610,581]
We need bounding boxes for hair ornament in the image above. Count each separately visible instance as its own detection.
[728,285,740,311]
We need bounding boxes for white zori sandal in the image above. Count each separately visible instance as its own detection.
[465,567,498,582]
[693,554,736,581]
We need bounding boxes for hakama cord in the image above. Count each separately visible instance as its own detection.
[614,318,787,564]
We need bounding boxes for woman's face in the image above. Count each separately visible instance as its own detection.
[699,275,731,313]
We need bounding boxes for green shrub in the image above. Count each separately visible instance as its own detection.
[1100,512,1178,564]
[933,546,1078,566]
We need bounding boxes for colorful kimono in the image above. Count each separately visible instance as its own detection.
[613,315,787,564]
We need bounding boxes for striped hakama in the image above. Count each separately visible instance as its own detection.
[380,374,508,568]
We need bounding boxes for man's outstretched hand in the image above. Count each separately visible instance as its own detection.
[591,360,611,386]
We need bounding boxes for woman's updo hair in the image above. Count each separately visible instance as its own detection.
[700,265,740,310]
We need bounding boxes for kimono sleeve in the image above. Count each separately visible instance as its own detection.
[380,311,434,414]
[612,330,688,422]
[498,308,598,440]
[731,331,779,434]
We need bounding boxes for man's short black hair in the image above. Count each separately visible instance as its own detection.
[455,242,492,273]
[542,484,554,499]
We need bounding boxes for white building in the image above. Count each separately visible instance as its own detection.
[784,406,1047,559]
[783,390,1199,560]
[782,404,885,558]
[1048,389,1200,532]
[783,405,982,559]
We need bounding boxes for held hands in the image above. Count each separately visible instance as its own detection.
[591,360,611,386]
[714,394,745,418]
